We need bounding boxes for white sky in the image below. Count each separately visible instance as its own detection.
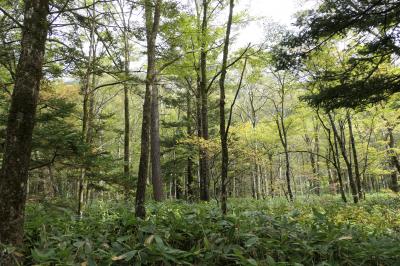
[238,0,299,24]
[234,0,316,46]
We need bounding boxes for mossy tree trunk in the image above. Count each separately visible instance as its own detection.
[0,0,49,256]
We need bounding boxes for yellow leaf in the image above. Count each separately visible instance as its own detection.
[144,234,155,246]
[338,236,352,240]
[13,251,24,257]
[112,255,124,261]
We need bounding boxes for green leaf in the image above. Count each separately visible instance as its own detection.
[31,248,56,262]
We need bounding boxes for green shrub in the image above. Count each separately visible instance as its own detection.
[23,194,400,265]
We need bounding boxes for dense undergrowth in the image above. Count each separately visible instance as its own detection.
[16,193,400,265]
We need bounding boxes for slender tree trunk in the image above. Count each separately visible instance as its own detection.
[78,1,97,216]
[284,143,293,201]
[333,137,346,202]
[268,154,274,197]
[135,0,162,218]
[317,111,346,202]
[186,90,194,200]
[326,153,335,194]
[0,0,49,254]
[219,0,237,213]
[386,126,400,192]
[151,81,164,201]
[123,31,130,182]
[314,122,321,194]
[328,112,358,203]
[276,118,293,201]
[257,165,263,198]
[195,85,203,200]
[305,134,318,194]
[199,0,209,201]
[251,173,256,198]
[347,112,362,199]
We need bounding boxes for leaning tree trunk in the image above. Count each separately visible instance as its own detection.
[328,112,358,203]
[333,131,347,202]
[276,117,294,201]
[0,0,49,253]
[347,112,362,199]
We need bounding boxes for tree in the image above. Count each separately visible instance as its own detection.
[382,113,400,192]
[0,0,49,256]
[78,0,98,217]
[218,0,234,214]
[281,0,400,109]
[268,69,297,201]
[198,0,210,201]
[135,0,162,219]
[327,112,359,203]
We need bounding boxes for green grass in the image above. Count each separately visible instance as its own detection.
[19,193,400,265]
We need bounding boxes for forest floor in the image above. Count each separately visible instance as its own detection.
[18,193,400,265]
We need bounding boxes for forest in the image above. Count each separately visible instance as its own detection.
[1,0,400,265]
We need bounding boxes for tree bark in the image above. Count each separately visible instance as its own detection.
[219,0,234,214]
[123,28,130,183]
[151,81,164,201]
[333,134,347,202]
[328,112,358,203]
[386,126,400,192]
[186,90,194,200]
[268,154,275,197]
[347,112,362,199]
[77,1,97,216]
[135,0,162,218]
[199,0,210,201]
[316,111,346,202]
[314,122,321,194]
[0,0,49,253]
[276,116,293,201]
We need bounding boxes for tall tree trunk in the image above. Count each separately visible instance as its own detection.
[305,134,318,194]
[135,0,162,218]
[219,0,234,214]
[333,135,347,202]
[284,142,293,201]
[195,77,202,200]
[78,1,97,216]
[0,0,49,253]
[151,81,164,201]
[328,112,358,203]
[386,126,400,192]
[314,122,321,195]
[317,111,346,202]
[326,152,335,194]
[347,112,362,199]
[123,31,130,182]
[186,90,194,200]
[276,118,293,201]
[268,154,274,197]
[198,0,210,201]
